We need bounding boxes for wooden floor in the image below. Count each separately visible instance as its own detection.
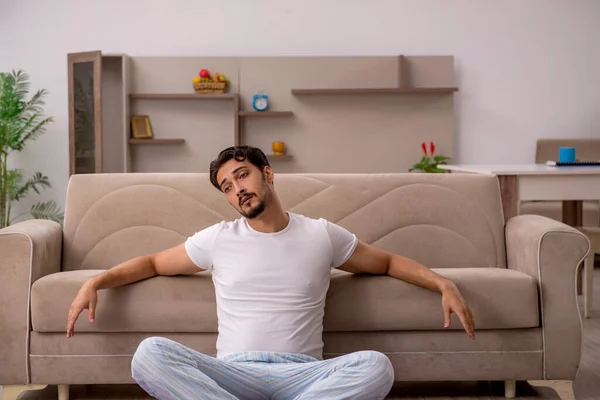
[5,268,600,400]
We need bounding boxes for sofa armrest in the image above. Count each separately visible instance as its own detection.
[0,219,62,384]
[505,214,589,380]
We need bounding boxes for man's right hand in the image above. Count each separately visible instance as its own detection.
[65,243,201,338]
[66,281,98,338]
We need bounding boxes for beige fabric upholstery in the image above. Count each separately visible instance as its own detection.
[28,329,543,384]
[61,173,507,271]
[31,267,539,333]
[30,329,543,356]
[28,350,544,384]
[0,172,589,387]
[0,220,62,384]
[506,214,589,379]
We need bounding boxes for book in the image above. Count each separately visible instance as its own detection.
[546,160,600,166]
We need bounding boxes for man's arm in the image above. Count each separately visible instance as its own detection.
[337,240,475,339]
[87,243,200,290]
[66,243,200,337]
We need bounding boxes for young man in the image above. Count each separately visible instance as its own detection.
[67,146,475,400]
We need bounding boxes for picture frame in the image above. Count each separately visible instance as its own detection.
[131,116,153,139]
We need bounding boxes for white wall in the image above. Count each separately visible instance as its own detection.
[1,0,600,216]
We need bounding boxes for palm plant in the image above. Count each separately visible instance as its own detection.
[0,69,63,228]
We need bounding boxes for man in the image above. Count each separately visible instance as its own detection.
[67,145,475,400]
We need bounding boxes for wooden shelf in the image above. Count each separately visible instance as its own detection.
[239,111,293,117]
[290,87,458,95]
[129,139,185,144]
[129,93,237,100]
[267,155,292,161]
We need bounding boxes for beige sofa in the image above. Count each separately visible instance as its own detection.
[0,172,590,400]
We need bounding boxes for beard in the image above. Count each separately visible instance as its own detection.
[237,180,272,219]
[241,198,266,219]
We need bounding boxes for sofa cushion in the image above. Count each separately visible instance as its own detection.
[31,268,538,333]
[325,268,538,331]
[61,173,507,272]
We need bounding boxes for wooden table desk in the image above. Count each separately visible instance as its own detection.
[439,163,600,226]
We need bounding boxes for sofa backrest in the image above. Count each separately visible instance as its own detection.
[62,173,507,271]
[535,138,600,163]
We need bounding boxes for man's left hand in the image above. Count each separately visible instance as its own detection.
[441,282,475,340]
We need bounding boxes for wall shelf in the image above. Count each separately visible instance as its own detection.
[130,93,238,100]
[67,51,457,174]
[290,87,458,95]
[267,155,292,161]
[129,138,185,144]
[239,111,293,117]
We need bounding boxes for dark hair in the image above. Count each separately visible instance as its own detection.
[209,145,270,191]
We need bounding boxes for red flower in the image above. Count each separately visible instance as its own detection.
[430,142,435,155]
[421,142,428,156]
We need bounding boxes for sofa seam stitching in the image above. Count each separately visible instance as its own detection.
[30,350,545,358]
[537,229,589,381]
[0,231,34,385]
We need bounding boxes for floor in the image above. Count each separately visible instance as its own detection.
[4,268,599,400]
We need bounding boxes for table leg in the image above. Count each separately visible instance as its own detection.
[498,175,519,223]
[562,201,583,227]
[563,200,584,294]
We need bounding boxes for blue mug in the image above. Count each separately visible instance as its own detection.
[559,147,576,163]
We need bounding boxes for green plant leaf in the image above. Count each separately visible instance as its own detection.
[11,171,51,201]
[13,116,53,151]
[21,89,47,116]
[0,69,58,228]
[29,200,63,224]
[4,168,25,201]
[0,70,52,153]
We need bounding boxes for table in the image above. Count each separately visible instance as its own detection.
[440,163,600,312]
[439,163,600,226]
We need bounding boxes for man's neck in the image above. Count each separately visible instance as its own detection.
[246,203,289,233]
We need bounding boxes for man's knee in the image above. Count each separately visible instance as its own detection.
[131,336,174,380]
[357,351,395,386]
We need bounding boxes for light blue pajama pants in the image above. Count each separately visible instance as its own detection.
[131,337,395,400]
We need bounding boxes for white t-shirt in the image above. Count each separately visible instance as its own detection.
[184,212,358,360]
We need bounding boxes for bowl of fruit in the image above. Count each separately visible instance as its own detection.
[193,69,229,93]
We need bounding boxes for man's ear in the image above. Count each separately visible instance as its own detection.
[263,166,274,184]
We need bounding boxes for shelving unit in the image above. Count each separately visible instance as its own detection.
[237,111,293,149]
[267,155,292,161]
[129,138,185,145]
[130,93,237,100]
[68,52,457,174]
[290,87,458,95]
[239,111,293,117]
[129,92,240,155]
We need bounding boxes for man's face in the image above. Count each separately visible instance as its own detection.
[216,159,273,219]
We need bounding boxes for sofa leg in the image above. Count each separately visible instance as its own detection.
[58,384,70,400]
[528,380,575,400]
[0,384,48,400]
[504,380,516,398]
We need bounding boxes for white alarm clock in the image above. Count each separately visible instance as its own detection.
[252,92,269,112]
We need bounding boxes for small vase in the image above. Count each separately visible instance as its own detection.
[272,141,286,156]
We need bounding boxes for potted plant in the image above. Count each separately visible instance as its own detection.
[0,69,63,228]
[409,141,451,173]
